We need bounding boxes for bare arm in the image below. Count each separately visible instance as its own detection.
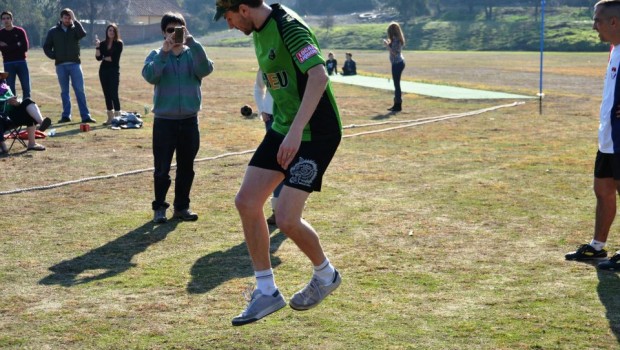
[277,64,328,169]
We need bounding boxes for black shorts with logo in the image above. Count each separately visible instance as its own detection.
[249,128,341,193]
[594,150,620,180]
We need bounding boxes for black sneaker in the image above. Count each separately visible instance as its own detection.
[173,208,198,221]
[38,117,52,132]
[82,117,97,123]
[565,244,608,261]
[598,253,620,270]
[57,117,71,123]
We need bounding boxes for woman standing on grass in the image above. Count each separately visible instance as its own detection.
[95,24,123,125]
[383,22,405,112]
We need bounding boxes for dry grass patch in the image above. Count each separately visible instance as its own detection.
[1,46,620,349]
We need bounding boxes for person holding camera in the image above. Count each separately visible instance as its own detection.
[95,24,123,125]
[142,12,214,224]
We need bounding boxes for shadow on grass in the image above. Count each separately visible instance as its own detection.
[39,220,179,287]
[597,269,620,343]
[187,227,285,294]
[371,112,397,120]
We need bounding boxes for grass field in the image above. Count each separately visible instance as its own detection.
[0,44,618,349]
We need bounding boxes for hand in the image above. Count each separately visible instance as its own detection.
[261,112,272,123]
[162,32,174,52]
[94,35,100,48]
[0,41,7,47]
[277,130,302,170]
[183,26,191,42]
[7,97,20,106]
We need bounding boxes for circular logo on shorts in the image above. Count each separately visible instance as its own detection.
[289,157,318,187]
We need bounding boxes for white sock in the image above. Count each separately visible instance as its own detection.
[313,258,336,285]
[25,103,44,124]
[271,196,278,212]
[590,239,606,251]
[255,268,277,296]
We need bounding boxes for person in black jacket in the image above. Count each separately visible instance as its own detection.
[95,24,123,125]
[342,52,357,76]
[43,8,94,124]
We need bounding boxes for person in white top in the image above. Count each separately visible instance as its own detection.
[254,69,283,226]
[566,0,620,269]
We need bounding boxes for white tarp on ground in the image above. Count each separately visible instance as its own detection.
[329,74,534,100]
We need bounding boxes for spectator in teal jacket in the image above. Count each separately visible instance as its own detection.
[142,12,214,224]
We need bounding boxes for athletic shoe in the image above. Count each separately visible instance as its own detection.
[57,117,71,123]
[231,289,287,326]
[82,118,97,124]
[172,208,198,221]
[266,213,276,226]
[153,208,167,224]
[38,117,51,132]
[289,270,341,311]
[565,244,608,260]
[598,253,620,270]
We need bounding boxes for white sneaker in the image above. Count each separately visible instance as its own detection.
[232,289,287,326]
[289,270,341,311]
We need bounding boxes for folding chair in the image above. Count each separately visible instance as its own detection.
[0,111,27,154]
[4,123,27,152]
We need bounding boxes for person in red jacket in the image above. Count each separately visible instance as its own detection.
[0,11,30,99]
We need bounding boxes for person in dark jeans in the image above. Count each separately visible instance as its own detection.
[142,12,214,223]
[383,22,406,112]
[95,24,123,125]
[0,11,31,99]
[43,8,95,124]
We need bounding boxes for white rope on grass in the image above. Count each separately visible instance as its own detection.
[0,150,257,196]
[0,102,524,196]
[344,101,524,138]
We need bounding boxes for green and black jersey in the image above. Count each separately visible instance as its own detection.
[253,4,342,141]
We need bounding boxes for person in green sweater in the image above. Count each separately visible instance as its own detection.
[0,71,51,154]
[142,12,214,224]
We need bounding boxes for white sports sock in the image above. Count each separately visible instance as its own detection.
[271,196,278,212]
[313,258,336,285]
[255,268,277,295]
[590,239,606,251]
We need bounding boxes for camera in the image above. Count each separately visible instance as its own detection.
[174,27,184,44]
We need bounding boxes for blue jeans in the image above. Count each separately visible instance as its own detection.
[391,61,405,104]
[264,117,283,198]
[4,60,30,99]
[152,117,200,211]
[55,63,91,121]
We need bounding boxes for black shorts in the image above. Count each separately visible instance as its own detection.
[594,151,620,180]
[249,128,341,193]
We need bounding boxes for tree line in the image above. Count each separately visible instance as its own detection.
[0,0,601,47]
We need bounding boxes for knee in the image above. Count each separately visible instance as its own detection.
[274,211,298,233]
[235,190,257,214]
[595,186,616,201]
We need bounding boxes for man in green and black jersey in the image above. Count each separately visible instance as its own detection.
[215,0,343,326]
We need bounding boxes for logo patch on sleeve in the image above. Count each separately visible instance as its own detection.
[296,45,319,64]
